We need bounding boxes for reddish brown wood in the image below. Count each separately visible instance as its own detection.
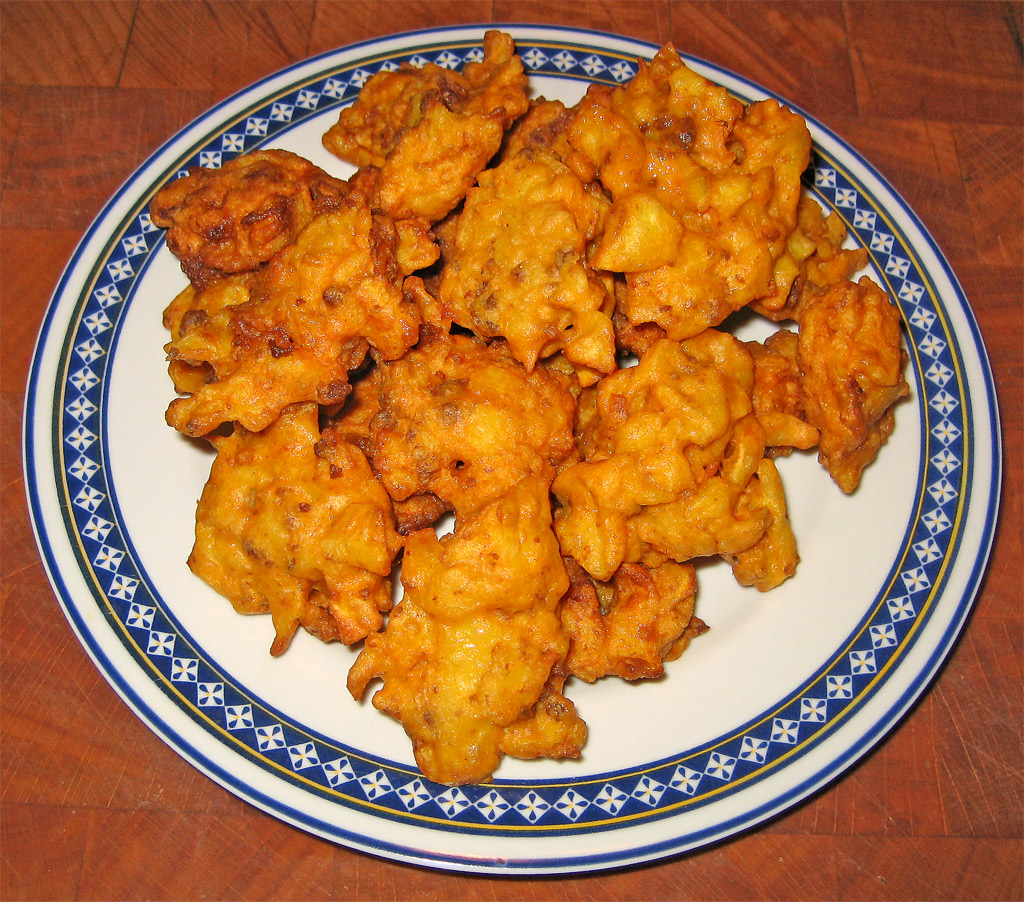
[2,2,1021,898]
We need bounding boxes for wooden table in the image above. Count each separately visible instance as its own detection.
[2,2,1021,899]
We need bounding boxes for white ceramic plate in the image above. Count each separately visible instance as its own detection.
[24,25,1001,874]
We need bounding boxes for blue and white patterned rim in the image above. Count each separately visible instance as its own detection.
[24,26,1001,874]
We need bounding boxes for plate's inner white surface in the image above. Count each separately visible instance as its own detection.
[104,76,923,779]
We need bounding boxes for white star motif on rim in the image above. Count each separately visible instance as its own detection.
[474,789,511,822]
[66,425,97,452]
[814,168,837,187]
[296,90,319,109]
[931,448,960,475]
[93,545,123,571]
[887,595,916,621]
[84,310,114,334]
[287,742,320,769]
[912,536,942,563]
[870,232,894,253]
[199,151,221,168]
[73,485,104,511]
[885,255,910,277]
[924,359,953,386]
[918,333,947,357]
[197,683,224,706]
[521,47,550,68]
[75,338,104,363]
[901,566,932,594]
[245,117,269,136]
[870,623,899,648]
[66,396,97,422]
[854,209,877,229]
[147,631,175,656]
[849,649,877,674]
[395,778,432,810]
[739,736,769,764]
[930,391,959,416]
[609,61,636,81]
[434,787,471,818]
[171,658,198,682]
[270,102,293,121]
[899,281,926,303]
[255,724,285,750]
[827,674,853,699]
[631,775,667,806]
[348,68,374,88]
[222,133,246,152]
[514,791,551,823]
[835,187,858,207]
[94,284,121,307]
[122,235,148,256]
[68,455,100,481]
[921,508,952,535]
[105,260,133,282]
[69,367,100,393]
[594,783,630,814]
[433,51,462,69]
[800,697,827,722]
[931,420,962,445]
[771,718,800,743]
[669,765,702,794]
[108,574,138,600]
[554,789,590,820]
[82,515,113,542]
[322,757,356,787]
[225,705,253,729]
[909,306,936,330]
[704,752,737,781]
[550,50,577,71]
[126,603,155,629]
[579,54,607,75]
[927,477,959,505]
[322,77,347,97]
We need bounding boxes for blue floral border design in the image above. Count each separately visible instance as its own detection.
[51,36,969,837]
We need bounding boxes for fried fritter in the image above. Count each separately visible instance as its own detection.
[552,332,774,581]
[797,276,909,492]
[566,45,812,339]
[165,197,438,437]
[369,330,577,518]
[189,402,402,656]
[347,480,582,785]
[724,457,799,590]
[437,148,616,381]
[560,557,704,682]
[323,30,529,222]
[150,149,350,288]
[162,272,255,395]
[751,194,870,322]
[747,328,820,452]
[499,97,575,162]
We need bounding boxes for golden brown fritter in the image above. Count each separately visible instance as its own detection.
[797,276,909,492]
[347,480,581,785]
[724,457,799,590]
[565,45,812,339]
[437,147,616,381]
[751,194,870,322]
[499,97,575,162]
[189,402,402,656]
[164,197,438,437]
[552,332,774,581]
[560,558,705,682]
[323,30,529,222]
[747,328,820,452]
[369,330,577,518]
[150,149,350,288]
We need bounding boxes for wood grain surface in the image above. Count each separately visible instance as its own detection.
[2,2,1021,899]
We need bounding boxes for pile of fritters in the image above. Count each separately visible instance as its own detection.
[151,33,908,786]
